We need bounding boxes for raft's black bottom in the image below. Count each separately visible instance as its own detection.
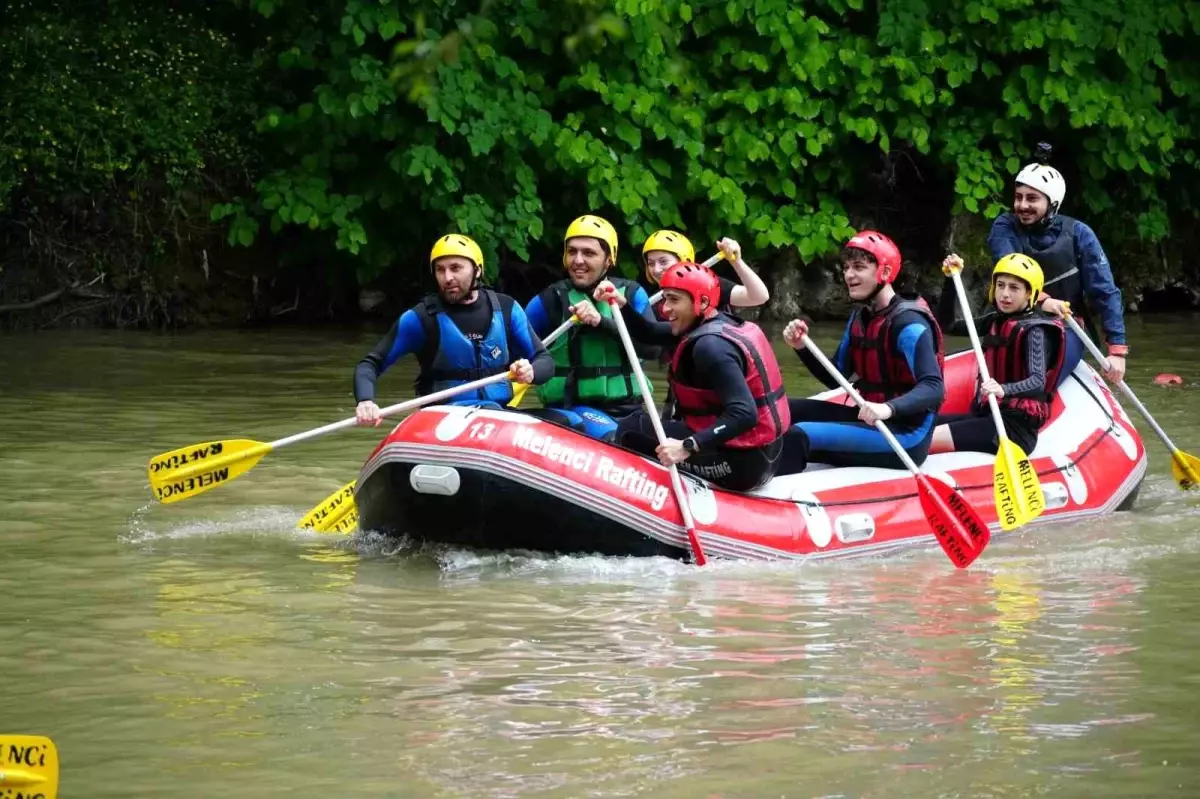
[356,461,688,559]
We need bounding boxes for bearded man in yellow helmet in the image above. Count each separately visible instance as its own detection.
[353,234,554,425]
[930,252,1067,455]
[523,214,658,439]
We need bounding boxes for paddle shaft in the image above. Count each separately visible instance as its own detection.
[607,295,706,565]
[273,370,517,450]
[1064,314,1180,451]
[947,270,1012,440]
[800,335,926,477]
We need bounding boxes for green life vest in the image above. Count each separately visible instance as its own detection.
[536,279,651,407]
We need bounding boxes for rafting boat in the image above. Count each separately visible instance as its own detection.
[355,350,1146,562]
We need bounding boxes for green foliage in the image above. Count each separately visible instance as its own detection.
[0,0,252,208]
[221,0,1198,288]
[5,0,1200,326]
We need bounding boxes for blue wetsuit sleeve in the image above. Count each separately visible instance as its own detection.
[987,213,1022,261]
[1074,222,1126,346]
[885,315,945,418]
[507,303,556,385]
[795,318,852,390]
[689,336,757,448]
[524,295,551,338]
[628,286,653,319]
[353,310,426,402]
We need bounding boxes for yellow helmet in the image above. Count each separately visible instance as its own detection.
[641,229,695,284]
[989,253,1044,310]
[563,214,618,268]
[430,234,484,273]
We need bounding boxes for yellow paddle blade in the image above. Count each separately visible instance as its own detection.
[993,437,1045,531]
[507,382,532,408]
[147,439,271,504]
[0,734,59,799]
[1171,448,1200,490]
[298,481,358,534]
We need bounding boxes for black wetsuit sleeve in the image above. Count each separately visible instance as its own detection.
[353,309,426,403]
[619,302,676,346]
[689,336,757,448]
[1000,325,1048,398]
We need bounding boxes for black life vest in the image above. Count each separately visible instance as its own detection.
[1010,213,1083,308]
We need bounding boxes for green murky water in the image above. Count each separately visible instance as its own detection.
[2,314,1199,797]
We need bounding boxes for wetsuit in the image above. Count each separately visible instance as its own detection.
[354,289,554,408]
[614,308,787,491]
[782,297,945,472]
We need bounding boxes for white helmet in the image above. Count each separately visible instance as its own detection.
[1014,163,1066,219]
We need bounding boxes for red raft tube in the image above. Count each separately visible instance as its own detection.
[355,351,1146,562]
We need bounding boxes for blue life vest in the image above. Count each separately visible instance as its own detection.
[414,289,515,405]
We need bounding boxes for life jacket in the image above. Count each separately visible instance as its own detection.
[848,296,945,406]
[1010,213,1083,308]
[981,311,1066,426]
[413,288,515,404]
[535,278,648,407]
[669,314,790,449]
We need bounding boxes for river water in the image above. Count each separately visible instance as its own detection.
[3,315,1200,797]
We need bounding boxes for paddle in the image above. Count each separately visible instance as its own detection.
[944,258,1045,530]
[0,734,59,799]
[506,252,724,409]
[147,369,522,505]
[606,294,708,565]
[1064,314,1200,490]
[800,335,990,568]
[297,480,359,534]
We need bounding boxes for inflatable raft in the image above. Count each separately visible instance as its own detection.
[355,351,1147,562]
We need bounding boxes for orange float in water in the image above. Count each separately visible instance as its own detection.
[1154,373,1184,386]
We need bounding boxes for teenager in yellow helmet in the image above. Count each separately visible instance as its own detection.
[930,253,1067,455]
[353,233,554,424]
[523,214,658,439]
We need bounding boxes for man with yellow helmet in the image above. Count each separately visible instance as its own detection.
[642,230,770,315]
[930,252,1067,455]
[523,214,657,439]
[353,233,554,424]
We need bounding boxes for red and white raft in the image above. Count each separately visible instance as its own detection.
[355,351,1147,562]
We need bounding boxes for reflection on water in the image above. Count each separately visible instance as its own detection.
[2,322,1200,797]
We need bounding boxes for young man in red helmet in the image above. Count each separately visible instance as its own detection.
[594,262,790,491]
[781,231,945,471]
[354,234,554,424]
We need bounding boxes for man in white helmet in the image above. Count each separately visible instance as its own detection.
[987,143,1127,383]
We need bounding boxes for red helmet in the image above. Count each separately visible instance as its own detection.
[660,261,720,315]
[845,230,902,284]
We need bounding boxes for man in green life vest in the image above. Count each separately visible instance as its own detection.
[523,214,658,440]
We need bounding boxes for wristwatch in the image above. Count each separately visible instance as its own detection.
[682,436,700,453]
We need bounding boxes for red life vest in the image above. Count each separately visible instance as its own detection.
[848,297,945,404]
[982,312,1066,426]
[669,315,791,449]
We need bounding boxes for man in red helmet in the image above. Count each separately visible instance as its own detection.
[781,231,945,471]
[594,262,791,491]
